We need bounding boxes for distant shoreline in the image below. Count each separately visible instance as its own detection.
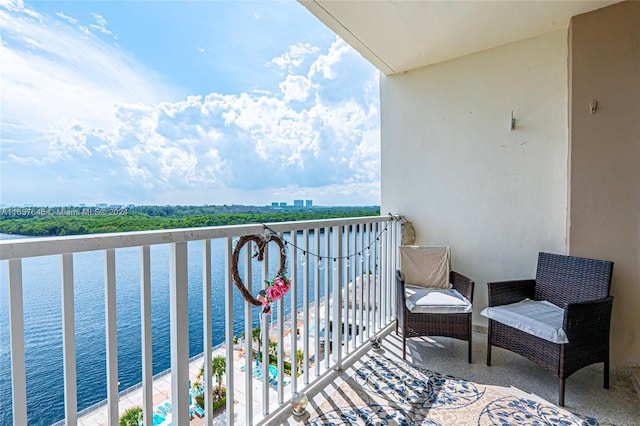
[0,205,380,237]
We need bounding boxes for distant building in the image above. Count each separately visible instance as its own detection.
[293,199,304,207]
[96,203,108,208]
[305,200,313,207]
[279,202,287,207]
[271,202,279,207]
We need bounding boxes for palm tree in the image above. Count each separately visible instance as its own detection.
[296,349,304,374]
[118,406,142,426]
[252,326,263,361]
[269,340,277,355]
[252,326,262,350]
[211,355,226,399]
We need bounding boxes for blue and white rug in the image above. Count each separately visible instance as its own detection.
[306,354,611,425]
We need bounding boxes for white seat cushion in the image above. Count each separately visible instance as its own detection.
[480,299,568,344]
[405,285,472,314]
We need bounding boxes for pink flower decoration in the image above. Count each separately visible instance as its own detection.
[274,277,290,292]
[266,284,284,301]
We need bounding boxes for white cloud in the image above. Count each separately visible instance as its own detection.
[308,38,351,80]
[271,42,320,73]
[0,2,380,206]
[90,13,111,35]
[279,75,311,102]
[0,3,177,135]
[56,11,77,24]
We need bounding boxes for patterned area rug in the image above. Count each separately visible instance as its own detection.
[305,354,612,425]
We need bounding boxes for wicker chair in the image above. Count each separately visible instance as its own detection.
[396,269,475,362]
[484,252,614,406]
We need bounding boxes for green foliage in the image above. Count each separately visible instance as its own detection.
[195,388,226,411]
[118,406,142,426]
[252,326,262,350]
[0,205,380,236]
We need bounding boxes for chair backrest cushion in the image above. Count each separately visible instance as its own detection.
[399,246,450,289]
[535,252,613,307]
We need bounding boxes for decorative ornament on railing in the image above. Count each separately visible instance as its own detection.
[231,231,290,314]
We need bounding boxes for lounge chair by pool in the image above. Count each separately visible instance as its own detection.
[152,413,165,426]
[193,405,205,418]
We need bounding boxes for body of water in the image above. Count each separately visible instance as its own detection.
[0,233,325,425]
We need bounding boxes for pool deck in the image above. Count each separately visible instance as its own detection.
[77,309,316,425]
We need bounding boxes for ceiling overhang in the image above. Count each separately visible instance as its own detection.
[299,0,621,75]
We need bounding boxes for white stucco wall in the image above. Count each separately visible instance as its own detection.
[380,30,569,325]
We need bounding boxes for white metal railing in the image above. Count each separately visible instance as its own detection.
[1,215,401,425]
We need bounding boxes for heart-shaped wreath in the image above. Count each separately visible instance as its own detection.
[231,233,290,314]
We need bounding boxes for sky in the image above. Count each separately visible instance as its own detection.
[0,0,381,207]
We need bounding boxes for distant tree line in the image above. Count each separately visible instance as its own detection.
[0,205,380,237]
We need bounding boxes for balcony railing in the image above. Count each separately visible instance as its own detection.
[1,215,401,425]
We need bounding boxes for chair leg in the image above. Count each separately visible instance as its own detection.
[402,335,407,360]
[467,316,472,363]
[559,378,565,407]
[486,321,492,366]
[604,358,610,389]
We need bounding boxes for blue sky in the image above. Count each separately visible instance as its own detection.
[0,0,380,207]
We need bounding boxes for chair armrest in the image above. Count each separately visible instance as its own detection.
[563,296,613,343]
[487,279,535,307]
[451,271,475,304]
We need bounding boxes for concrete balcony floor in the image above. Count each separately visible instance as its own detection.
[268,328,639,425]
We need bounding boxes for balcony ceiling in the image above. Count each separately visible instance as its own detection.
[299,0,621,75]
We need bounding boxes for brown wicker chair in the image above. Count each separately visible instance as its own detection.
[396,269,475,362]
[485,252,614,406]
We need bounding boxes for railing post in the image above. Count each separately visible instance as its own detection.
[104,249,118,426]
[313,227,321,378]
[140,246,153,426]
[8,259,27,426]
[169,242,189,425]
[243,240,254,425]
[224,237,235,423]
[203,240,213,426]
[302,229,310,385]
[261,242,270,417]
[331,226,343,367]
[290,230,298,393]
[276,232,285,403]
[323,227,330,369]
[61,253,77,425]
